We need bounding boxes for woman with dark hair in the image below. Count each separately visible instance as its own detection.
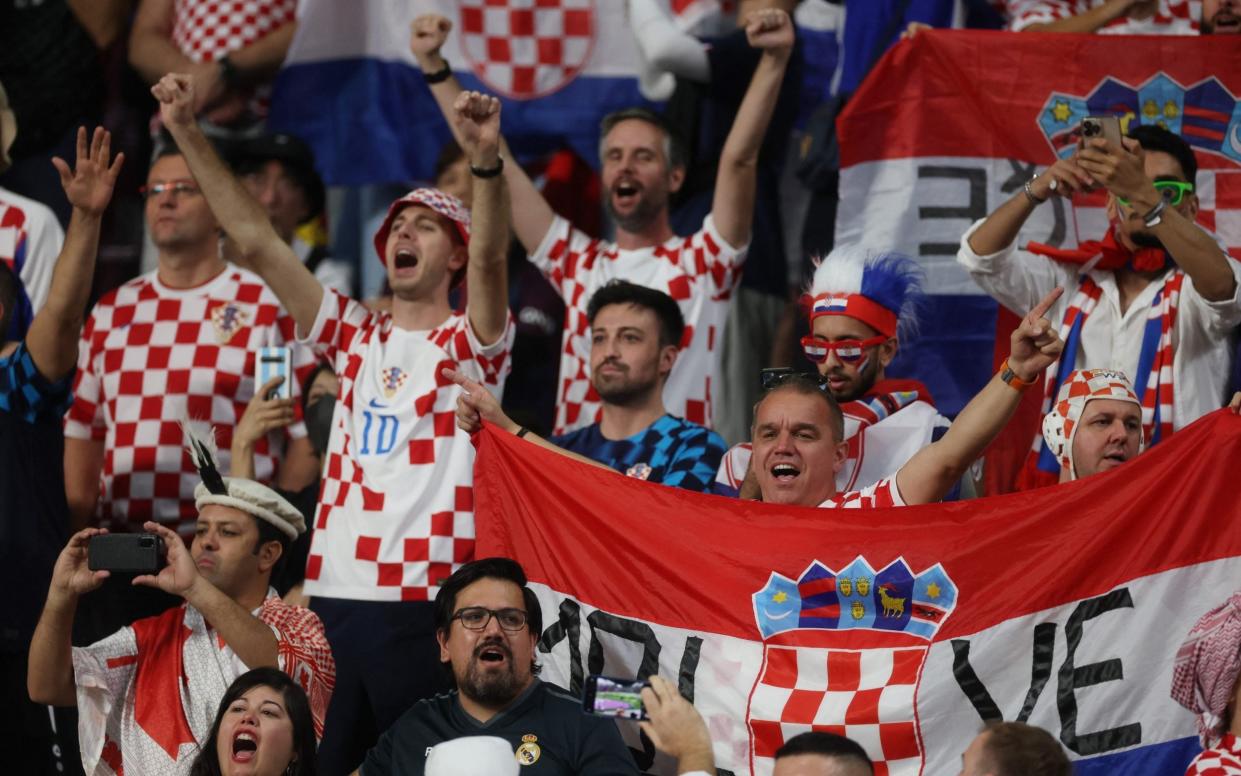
[190,667,318,776]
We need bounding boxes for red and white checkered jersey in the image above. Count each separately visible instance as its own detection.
[1007,0,1200,33]
[1188,735,1241,776]
[65,267,312,534]
[171,0,297,63]
[0,186,64,321]
[300,290,514,603]
[530,214,746,435]
[818,477,905,509]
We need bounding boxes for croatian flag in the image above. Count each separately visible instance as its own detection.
[834,30,1241,465]
[269,0,652,185]
[473,411,1241,775]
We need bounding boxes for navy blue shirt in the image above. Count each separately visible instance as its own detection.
[551,414,725,493]
[1,342,72,652]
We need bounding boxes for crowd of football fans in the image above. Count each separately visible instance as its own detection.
[3,0,1240,774]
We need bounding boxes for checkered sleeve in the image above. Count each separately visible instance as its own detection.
[0,342,73,422]
[662,426,728,493]
[1006,0,1077,30]
[259,599,336,741]
[299,289,377,375]
[454,311,516,390]
[277,311,315,440]
[527,215,598,301]
[1186,749,1241,775]
[64,305,106,441]
[824,477,907,509]
[694,214,748,296]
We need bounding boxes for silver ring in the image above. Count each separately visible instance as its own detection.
[1048,179,1059,192]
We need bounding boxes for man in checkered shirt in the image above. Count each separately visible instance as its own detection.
[1004,0,1202,33]
[747,291,1066,509]
[64,143,317,549]
[153,72,515,774]
[411,7,795,435]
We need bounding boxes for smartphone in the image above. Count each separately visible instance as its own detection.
[1080,116,1123,149]
[256,346,293,400]
[88,534,166,573]
[582,675,649,720]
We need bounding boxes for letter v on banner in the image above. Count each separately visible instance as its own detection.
[473,412,1241,775]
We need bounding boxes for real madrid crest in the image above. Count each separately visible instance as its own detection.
[515,734,541,766]
[209,302,250,344]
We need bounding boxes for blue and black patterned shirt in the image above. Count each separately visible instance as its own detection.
[1,341,72,422]
[551,414,726,493]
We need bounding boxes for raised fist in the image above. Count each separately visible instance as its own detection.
[411,15,452,64]
[744,8,794,54]
[452,91,502,166]
[151,73,196,130]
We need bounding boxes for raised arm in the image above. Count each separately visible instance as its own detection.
[152,74,323,332]
[28,527,112,706]
[451,91,509,346]
[25,127,123,381]
[966,153,1095,257]
[896,288,1065,506]
[410,15,556,253]
[1077,136,1236,301]
[711,8,794,250]
[135,522,278,668]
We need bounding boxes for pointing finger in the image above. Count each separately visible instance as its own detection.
[1028,287,1063,323]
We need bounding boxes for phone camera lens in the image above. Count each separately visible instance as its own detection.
[140,537,154,548]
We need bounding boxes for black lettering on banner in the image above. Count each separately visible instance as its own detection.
[538,599,583,695]
[1000,159,1066,247]
[951,622,1056,723]
[586,611,664,770]
[916,166,987,255]
[679,636,703,703]
[1057,588,1141,755]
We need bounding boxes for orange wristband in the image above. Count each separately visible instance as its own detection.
[1000,359,1036,391]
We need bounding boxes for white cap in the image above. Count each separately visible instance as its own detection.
[194,477,306,539]
[425,736,519,776]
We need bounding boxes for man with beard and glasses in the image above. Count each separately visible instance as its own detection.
[354,558,637,775]
[958,123,1241,490]
[1202,0,1241,31]
[447,281,726,493]
[410,8,794,437]
[716,247,959,499]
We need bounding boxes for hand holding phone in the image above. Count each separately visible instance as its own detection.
[256,346,293,400]
[583,674,649,720]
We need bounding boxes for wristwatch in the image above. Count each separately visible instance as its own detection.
[1142,198,1167,228]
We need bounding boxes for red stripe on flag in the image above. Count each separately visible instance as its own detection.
[473,413,1241,641]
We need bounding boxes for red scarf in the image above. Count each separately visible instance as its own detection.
[1027,224,1171,272]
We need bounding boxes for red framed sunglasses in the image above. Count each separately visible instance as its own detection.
[800,335,886,364]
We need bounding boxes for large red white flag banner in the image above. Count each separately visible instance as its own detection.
[835,31,1241,296]
[474,412,1241,775]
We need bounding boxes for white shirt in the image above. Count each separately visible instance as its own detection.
[0,185,64,326]
[957,219,1241,431]
[529,214,747,434]
[300,290,514,602]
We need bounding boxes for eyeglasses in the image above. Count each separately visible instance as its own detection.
[452,606,529,631]
[759,367,830,393]
[1118,181,1194,208]
[800,335,887,364]
[140,181,202,200]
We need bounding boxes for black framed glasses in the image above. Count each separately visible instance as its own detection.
[452,606,529,631]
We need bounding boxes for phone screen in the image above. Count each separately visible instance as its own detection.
[584,675,648,720]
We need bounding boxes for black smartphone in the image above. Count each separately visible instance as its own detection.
[88,533,165,573]
[582,675,649,720]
